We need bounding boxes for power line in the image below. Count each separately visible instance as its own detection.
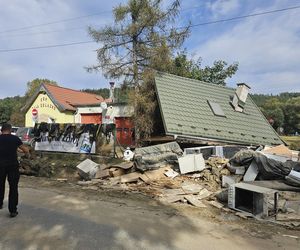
[2,3,296,39]
[0,3,206,35]
[0,5,299,53]
[0,41,94,52]
[188,5,300,28]
[0,27,86,39]
[0,11,111,34]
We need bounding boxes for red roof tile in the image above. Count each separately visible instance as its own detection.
[43,83,105,111]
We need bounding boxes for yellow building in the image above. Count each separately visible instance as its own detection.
[24,83,105,127]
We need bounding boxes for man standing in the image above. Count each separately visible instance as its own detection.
[0,123,29,217]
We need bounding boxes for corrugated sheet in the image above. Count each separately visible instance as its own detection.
[155,72,283,145]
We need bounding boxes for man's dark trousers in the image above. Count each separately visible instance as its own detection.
[0,164,20,213]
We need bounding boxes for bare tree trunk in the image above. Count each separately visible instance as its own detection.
[131,5,140,146]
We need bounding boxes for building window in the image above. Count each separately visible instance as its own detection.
[207,100,226,117]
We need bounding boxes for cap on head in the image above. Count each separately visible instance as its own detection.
[1,123,12,132]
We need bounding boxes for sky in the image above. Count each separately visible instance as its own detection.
[0,0,299,98]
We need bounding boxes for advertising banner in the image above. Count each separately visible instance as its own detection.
[35,132,96,154]
[33,121,100,154]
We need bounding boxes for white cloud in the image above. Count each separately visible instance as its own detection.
[194,1,300,94]
[0,0,118,98]
[206,0,240,17]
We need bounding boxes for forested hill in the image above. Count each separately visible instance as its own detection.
[251,92,300,136]
[81,87,131,103]
[251,92,300,107]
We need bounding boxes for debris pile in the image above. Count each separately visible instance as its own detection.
[75,142,300,227]
[21,141,300,228]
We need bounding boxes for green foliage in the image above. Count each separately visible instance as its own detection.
[0,96,24,125]
[81,87,131,103]
[0,105,12,124]
[282,97,300,134]
[169,51,239,85]
[0,78,58,126]
[81,88,110,98]
[252,94,300,135]
[261,107,284,130]
[25,78,57,99]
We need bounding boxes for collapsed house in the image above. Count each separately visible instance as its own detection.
[19,73,299,227]
[70,73,299,226]
[154,72,283,146]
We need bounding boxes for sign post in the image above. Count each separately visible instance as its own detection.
[32,108,38,124]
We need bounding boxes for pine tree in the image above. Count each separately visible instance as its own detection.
[88,0,190,141]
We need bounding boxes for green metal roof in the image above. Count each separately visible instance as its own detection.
[154,72,283,146]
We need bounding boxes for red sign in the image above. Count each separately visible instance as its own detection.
[32,108,38,117]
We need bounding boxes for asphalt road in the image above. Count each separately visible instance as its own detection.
[0,177,299,250]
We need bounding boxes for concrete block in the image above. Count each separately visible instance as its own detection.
[179,154,205,174]
[76,159,99,180]
[243,161,259,181]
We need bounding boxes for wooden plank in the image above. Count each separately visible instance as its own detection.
[95,169,111,179]
[109,168,126,177]
[120,172,142,183]
[185,195,207,208]
[143,166,171,181]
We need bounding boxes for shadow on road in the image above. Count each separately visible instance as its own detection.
[0,180,200,249]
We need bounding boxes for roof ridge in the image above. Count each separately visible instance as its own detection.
[156,71,237,91]
[43,83,103,98]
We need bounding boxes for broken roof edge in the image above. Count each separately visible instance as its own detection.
[154,74,169,137]
[167,133,282,147]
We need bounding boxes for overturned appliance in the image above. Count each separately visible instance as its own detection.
[228,182,278,218]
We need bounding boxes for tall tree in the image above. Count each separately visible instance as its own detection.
[170,51,238,85]
[88,0,189,140]
[0,96,22,124]
[282,97,300,134]
[88,0,189,87]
